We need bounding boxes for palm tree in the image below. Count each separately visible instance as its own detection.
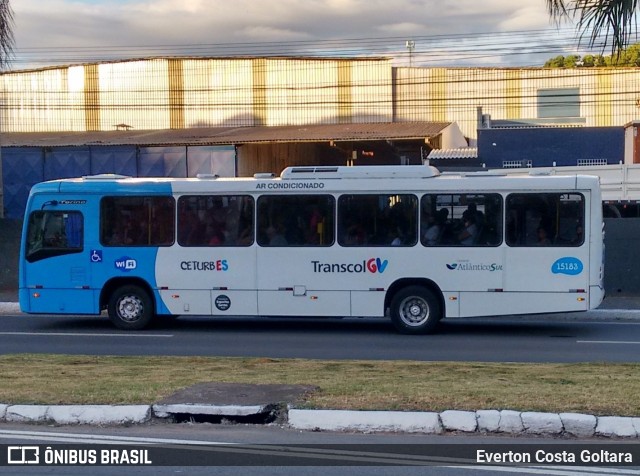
[547,0,638,54]
[0,0,13,69]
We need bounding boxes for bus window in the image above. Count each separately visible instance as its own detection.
[26,211,83,262]
[100,196,175,246]
[506,193,584,247]
[338,194,418,247]
[420,194,502,246]
[257,195,334,247]
[177,195,254,247]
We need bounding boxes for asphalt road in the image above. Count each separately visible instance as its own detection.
[1,310,640,362]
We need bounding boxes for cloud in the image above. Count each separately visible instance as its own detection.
[378,23,426,35]
[499,5,555,31]
[239,26,313,41]
[11,0,575,69]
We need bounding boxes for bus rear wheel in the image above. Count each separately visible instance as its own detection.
[390,285,441,335]
[108,285,153,330]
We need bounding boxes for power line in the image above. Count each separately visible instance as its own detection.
[10,27,601,69]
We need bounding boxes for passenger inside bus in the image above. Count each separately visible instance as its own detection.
[536,226,551,246]
[458,213,477,245]
[342,219,367,245]
[265,224,287,246]
[389,225,406,246]
[423,209,447,246]
[571,222,584,245]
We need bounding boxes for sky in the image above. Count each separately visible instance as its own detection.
[10,0,595,71]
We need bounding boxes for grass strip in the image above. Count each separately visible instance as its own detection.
[1,355,639,416]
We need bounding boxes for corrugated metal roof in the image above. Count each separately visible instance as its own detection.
[3,56,391,75]
[427,147,478,160]
[0,122,452,148]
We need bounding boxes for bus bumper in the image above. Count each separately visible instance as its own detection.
[589,285,605,309]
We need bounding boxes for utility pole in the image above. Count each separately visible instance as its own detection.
[405,40,415,67]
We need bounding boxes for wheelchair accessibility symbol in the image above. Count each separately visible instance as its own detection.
[90,250,103,263]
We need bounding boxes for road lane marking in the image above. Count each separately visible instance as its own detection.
[0,429,226,445]
[3,430,640,471]
[0,332,173,337]
[578,340,640,345]
[450,466,640,475]
[449,465,640,475]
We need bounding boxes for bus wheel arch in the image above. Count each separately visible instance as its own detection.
[385,279,443,335]
[102,278,155,330]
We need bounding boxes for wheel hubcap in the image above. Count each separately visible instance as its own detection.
[399,297,429,326]
[409,304,422,317]
[118,295,143,322]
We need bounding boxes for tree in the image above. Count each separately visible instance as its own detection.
[547,0,638,54]
[610,42,640,65]
[543,42,640,67]
[544,55,568,67]
[543,54,582,67]
[580,54,606,66]
[0,0,13,69]
[563,54,582,67]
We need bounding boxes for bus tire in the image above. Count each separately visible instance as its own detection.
[390,285,441,335]
[108,285,153,330]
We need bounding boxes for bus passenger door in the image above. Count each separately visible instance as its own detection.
[156,194,258,317]
[501,192,590,314]
[255,194,350,317]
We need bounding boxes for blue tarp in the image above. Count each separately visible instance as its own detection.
[138,146,187,177]
[187,145,235,177]
[44,147,91,180]
[90,146,137,176]
[3,148,44,219]
[2,145,237,219]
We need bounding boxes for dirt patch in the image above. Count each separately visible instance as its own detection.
[156,382,317,407]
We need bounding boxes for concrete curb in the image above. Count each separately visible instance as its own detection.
[1,403,640,438]
[286,408,640,438]
[2,404,150,425]
[287,409,443,434]
[0,302,19,314]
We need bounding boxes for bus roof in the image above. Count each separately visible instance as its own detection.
[279,165,440,179]
[28,166,601,196]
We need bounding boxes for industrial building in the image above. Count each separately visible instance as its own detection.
[3,57,640,217]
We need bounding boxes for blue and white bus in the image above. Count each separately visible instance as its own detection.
[19,165,605,334]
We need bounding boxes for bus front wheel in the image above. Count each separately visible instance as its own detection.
[108,285,153,330]
[390,286,441,335]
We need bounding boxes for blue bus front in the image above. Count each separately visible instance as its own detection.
[19,182,101,314]
[19,179,172,317]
